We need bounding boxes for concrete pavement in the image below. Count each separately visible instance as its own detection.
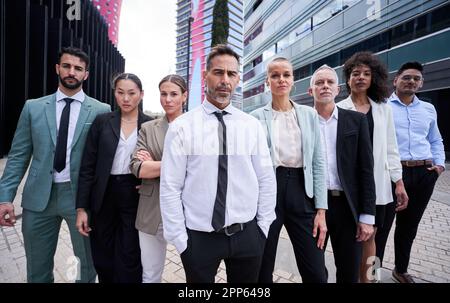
[1,158,449,283]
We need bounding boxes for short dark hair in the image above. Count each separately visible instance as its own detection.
[396,61,423,75]
[343,51,389,103]
[159,74,187,93]
[206,44,240,71]
[58,47,90,70]
[112,73,143,91]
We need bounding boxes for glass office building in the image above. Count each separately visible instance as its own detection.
[243,0,450,155]
[176,0,244,110]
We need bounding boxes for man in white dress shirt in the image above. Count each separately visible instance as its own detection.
[160,44,276,283]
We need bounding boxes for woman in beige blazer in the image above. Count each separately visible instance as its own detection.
[337,52,408,282]
[130,75,187,282]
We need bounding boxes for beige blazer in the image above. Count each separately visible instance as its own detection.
[130,116,169,235]
[337,96,402,205]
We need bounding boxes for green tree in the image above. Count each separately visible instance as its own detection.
[211,0,229,47]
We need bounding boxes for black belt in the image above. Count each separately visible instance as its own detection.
[328,190,344,197]
[216,220,253,236]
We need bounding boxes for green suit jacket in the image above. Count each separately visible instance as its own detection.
[0,93,110,211]
[250,101,327,210]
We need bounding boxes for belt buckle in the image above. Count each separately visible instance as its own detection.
[405,161,414,167]
[224,223,243,236]
[330,190,341,197]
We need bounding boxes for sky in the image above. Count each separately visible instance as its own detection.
[117,0,177,113]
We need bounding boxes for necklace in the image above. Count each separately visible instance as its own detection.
[121,118,137,123]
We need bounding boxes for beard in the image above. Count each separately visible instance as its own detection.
[59,75,83,90]
[206,86,233,104]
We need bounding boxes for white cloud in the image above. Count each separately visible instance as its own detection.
[117,0,177,113]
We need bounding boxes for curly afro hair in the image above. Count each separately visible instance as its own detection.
[343,51,389,103]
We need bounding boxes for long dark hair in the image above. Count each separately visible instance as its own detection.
[343,51,389,103]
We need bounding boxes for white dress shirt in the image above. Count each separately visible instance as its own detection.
[160,99,277,254]
[53,89,85,183]
[318,105,374,225]
[272,108,303,168]
[111,128,138,175]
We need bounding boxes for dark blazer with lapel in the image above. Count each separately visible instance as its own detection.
[336,107,376,224]
[76,110,152,213]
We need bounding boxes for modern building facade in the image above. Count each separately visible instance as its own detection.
[243,0,450,156]
[176,0,244,110]
[91,0,122,45]
[0,0,125,158]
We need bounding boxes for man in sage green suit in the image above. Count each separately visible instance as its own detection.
[0,47,110,282]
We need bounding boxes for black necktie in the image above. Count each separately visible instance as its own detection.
[54,98,74,172]
[212,111,228,231]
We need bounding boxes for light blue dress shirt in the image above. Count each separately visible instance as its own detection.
[388,93,445,167]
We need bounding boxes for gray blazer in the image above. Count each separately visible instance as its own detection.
[130,116,169,235]
[250,101,327,210]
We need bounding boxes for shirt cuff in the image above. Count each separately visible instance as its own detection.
[257,222,270,238]
[359,214,375,225]
[172,233,188,255]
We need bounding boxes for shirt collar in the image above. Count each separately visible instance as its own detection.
[388,92,419,107]
[56,88,85,103]
[319,104,338,122]
[202,98,235,115]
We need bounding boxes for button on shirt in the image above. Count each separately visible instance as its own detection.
[160,99,277,254]
[318,105,374,225]
[53,89,84,183]
[110,129,138,175]
[388,93,445,167]
[272,108,303,168]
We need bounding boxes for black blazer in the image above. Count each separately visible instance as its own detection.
[76,110,152,213]
[336,107,376,224]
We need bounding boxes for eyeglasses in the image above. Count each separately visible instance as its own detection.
[401,75,423,82]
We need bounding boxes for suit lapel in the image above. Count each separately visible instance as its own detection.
[71,97,92,148]
[154,116,169,160]
[262,103,273,151]
[45,94,57,146]
[336,107,346,172]
[109,110,121,140]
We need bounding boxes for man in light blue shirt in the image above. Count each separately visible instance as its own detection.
[376,61,445,283]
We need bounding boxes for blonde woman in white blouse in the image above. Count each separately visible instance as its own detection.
[251,57,328,283]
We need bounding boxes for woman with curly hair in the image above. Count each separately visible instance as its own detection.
[337,52,408,283]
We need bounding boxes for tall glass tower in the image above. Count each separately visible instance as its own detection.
[176,0,244,110]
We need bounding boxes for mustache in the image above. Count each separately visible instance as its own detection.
[216,84,231,90]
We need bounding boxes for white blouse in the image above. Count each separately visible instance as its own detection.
[272,108,303,168]
[110,128,138,175]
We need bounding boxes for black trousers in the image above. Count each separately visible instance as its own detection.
[325,193,362,283]
[181,219,265,283]
[376,165,438,273]
[90,174,143,283]
[258,167,327,283]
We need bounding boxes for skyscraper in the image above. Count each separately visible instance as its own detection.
[91,0,122,45]
[176,0,244,110]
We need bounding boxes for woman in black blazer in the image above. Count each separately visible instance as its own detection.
[75,73,152,283]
